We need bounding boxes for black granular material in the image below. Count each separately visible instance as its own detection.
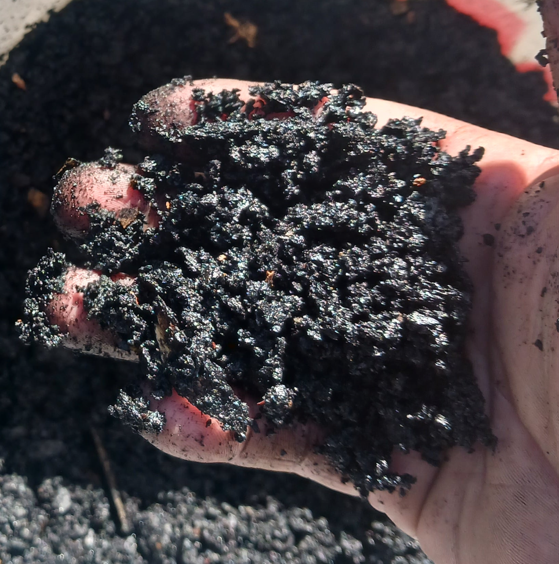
[0,472,428,564]
[17,250,68,349]
[2,0,558,561]
[22,80,493,495]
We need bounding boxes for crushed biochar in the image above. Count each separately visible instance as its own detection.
[20,79,494,496]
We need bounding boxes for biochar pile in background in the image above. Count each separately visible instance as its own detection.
[0,0,558,562]
[22,79,493,496]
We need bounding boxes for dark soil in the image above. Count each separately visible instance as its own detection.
[22,79,493,496]
[1,0,557,562]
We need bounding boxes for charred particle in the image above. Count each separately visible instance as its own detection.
[482,233,495,247]
[20,80,494,497]
[536,247,543,254]
[108,388,165,434]
[494,223,501,231]
[541,287,547,297]
[16,250,68,348]
[536,49,549,67]
[54,157,82,182]
[534,339,544,351]
[98,147,124,169]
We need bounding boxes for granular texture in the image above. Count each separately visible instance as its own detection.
[0,471,430,564]
[17,250,68,349]
[22,80,493,495]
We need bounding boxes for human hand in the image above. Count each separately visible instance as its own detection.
[39,79,559,563]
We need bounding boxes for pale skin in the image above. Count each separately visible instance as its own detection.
[45,79,559,563]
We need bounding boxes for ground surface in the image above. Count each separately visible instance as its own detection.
[0,0,557,562]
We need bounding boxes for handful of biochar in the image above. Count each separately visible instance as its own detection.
[20,79,494,496]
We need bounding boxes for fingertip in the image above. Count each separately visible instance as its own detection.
[143,391,240,464]
[46,266,136,360]
[52,162,154,239]
[46,266,103,350]
[130,77,203,153]
[130,78,256,154]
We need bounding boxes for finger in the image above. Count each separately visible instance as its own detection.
[130,78,330,157]
[52,161,159,240]
[131,78,255,133]
[142,390,355,496]
[144,387,451,531]
[131,78,258,157]
[46,265,136,360]
[132,78,556,164]
[44,263,340,478]
[132,77,559,195]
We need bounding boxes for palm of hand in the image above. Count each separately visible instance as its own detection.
[388,104,559,563]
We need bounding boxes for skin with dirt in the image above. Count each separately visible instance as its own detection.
[21,79,494,496]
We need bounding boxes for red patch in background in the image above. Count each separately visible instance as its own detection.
[446,0,556,103]
[446,0,524,56]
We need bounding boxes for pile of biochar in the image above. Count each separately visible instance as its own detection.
[21,80,494,496]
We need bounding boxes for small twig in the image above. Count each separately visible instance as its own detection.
[90,427,131,535]
[538,0,559,98]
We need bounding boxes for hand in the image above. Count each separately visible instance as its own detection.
[43,79,559,563]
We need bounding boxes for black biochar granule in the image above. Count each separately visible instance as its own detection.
[21,79,494,496]
[18,250,68,349]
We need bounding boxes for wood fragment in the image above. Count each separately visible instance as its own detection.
[27,188,50,217]
[90,427,131,535]
[265,270,275,286]
[12,73,27,90]
[390,0,410,16]
[117,207,139,229]
[224,12,258,48]
[55,158,81,181]
[155,309,174,361]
